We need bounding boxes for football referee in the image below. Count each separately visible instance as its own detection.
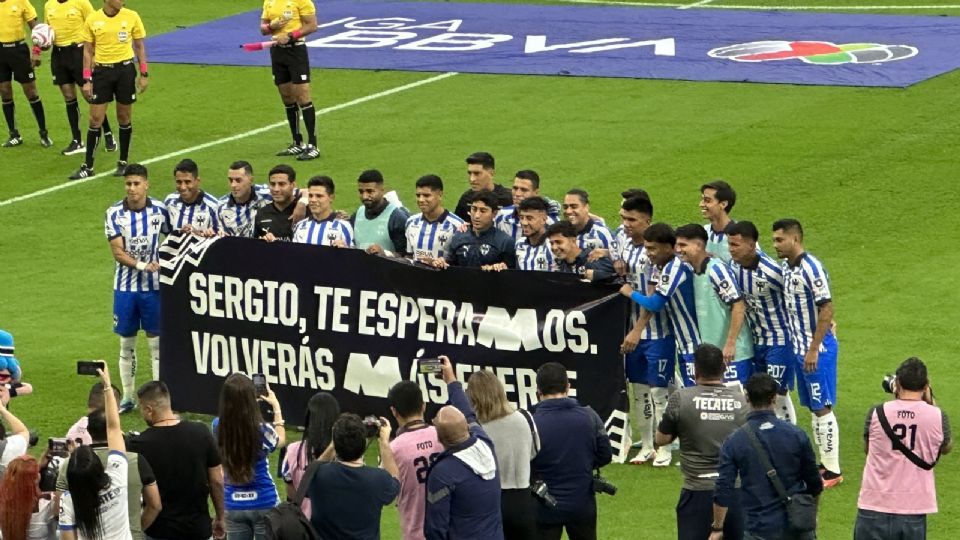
[69,0,148,180]
[44,0,115,155]
[0,0,51,148]
[261,0,319,161]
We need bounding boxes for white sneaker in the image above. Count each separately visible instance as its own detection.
[653,446,672,467]
[630,446,655,465]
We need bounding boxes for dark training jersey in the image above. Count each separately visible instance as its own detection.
[658,383,748,491]
[444,226,517,269]
[253,201,296,241]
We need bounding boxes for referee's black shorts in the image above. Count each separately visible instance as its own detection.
[0,42,36,84]
[91,61,137,105]
[51,43,84,86]
[270,42,310,85]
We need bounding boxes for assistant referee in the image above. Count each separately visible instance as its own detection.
[44,0,115,155]
[69,0,147,180]
[0,0,51,148]
[261,0,319,161]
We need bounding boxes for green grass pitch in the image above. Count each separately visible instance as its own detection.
[1,0,958,538]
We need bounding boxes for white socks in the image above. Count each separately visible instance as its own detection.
[148,336,160,381]
[651,386,669,435]
[813,411,841,474]
[632,383,653,448]
[119,336,137,400]
[776,393,797,425]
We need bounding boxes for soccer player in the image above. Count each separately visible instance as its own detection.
[436,190,516,271]
[772,218,842,487]
[292,175,353,247]
[217,160,272,237]
[617,196,675,466]
[44,0,116,155]
[563,188,613,251]
[104,163,168,413]
[352,169,409,255]
[619,223,700,468]
[163,159,219,235]
[453,152,513,221]
[546,221,615,283]
[254,164,298,241]
[68,0,148,179]
[675,224,754,386]
[405,174,464,264]
[726,221,798,424]
[514,196,554,271]
[494,170,559,241]
[261,0,319,160]
[0,0,51,148]
[699,181,736,262]
[608,188,650,268]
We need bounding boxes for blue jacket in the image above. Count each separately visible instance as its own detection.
[554,248,617,283]
[424,382,504,540]
[714,410,823,535]
[532,397,613,524]
[444,226,517,269]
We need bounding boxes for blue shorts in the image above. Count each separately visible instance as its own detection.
[625,337,675,387]
[754,344,795,392]
[113,290,161,337]
[678,353,695,387]
[795,333,838,412]
[723,359,753,386]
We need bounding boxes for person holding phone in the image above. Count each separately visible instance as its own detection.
[0,383,30,471]
[213,373,284,540]
[59,364,134,540]
[0,455,57,540]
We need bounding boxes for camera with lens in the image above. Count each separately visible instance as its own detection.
[530,479,558,508]
[362,415,384,438]
[881,374,897,394]
[592,471,617,496]
[39,438,69,492]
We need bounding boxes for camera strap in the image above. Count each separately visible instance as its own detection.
[292,459,324,506]
[874,405,938,471]
[517,408,539,455]
[740,423,791,505]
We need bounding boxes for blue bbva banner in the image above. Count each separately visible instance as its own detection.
[147,0,960,87]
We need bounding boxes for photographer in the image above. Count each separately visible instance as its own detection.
[55,409,161,540]
[0,385,30,470]
[531,362,612,540]
[855,357,952,540]
[0,455,57,540]
[423,356,503,540]
[306,413,400,540]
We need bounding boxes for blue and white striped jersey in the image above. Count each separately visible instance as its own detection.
[163,190,220,233]
[654,256,700,355]
[104,198,169,292]
[293,215,354,247]
[618,238,670,340]
[729,251,791,347]
[576,220,614,251]
[782,252,833,355]
[515,236,554,271]
[609,225,626,261]
[405,211,464,260]
[495,199,560,242]
[216,185,272,237]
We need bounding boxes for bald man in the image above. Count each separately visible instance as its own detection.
[424,356,504,540]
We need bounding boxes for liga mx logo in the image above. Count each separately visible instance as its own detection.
[708,41,917,65]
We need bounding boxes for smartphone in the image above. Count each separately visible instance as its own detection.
[252,373,268,396]
[77,361,106,376]
[48,437,69,457]
[418,358,442,374]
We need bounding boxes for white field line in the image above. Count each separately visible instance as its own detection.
[679,0,716,9]
[560,0,960,9]
[0,71,459,209]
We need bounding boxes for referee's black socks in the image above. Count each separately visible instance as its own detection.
[119,123,132,162]
[84,127,101,167]
[66,100,82,142]
[102,117,113,137]
[2,100,15,135]
[284,103,302,144]
[301,102,317,147]
[28,97,47,132]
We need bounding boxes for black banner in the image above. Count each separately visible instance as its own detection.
[159,233,628,429]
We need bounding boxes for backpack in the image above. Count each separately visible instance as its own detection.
[264,459,323,540]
